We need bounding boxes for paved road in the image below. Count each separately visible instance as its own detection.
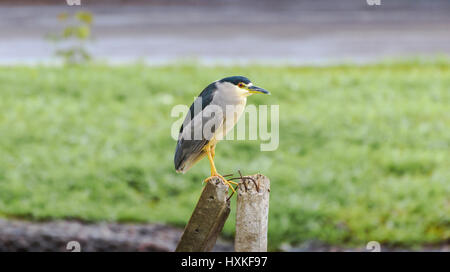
[0,0,449,64]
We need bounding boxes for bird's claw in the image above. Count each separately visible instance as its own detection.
[203,174,237,194]
[203,170,259,201]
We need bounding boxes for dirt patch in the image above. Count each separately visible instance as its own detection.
[1,218,447,252]
[0,218,233,252]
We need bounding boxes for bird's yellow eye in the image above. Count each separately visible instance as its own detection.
[238,82,245,88]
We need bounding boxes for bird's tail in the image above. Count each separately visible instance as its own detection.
[174,142,206,174]
[174,141,186,173]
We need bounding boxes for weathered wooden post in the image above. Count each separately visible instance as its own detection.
[175,177,231,252]
[234,174,270,252]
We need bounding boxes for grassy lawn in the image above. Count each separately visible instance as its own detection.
[0,61,449,249]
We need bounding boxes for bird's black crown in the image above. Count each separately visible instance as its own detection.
[219,76,251,85]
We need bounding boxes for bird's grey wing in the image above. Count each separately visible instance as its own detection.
[178,82,217,135]
[174,82,221,172]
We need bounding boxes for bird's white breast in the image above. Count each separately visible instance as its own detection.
[210,82,248,141]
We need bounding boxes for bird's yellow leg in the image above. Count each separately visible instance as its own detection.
[211,144,215,160]
[208,144,237,184]
[206,144,217,176]
[203,144,237,192]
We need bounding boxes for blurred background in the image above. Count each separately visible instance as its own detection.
[1,0,450,64]
[0,0,448,251]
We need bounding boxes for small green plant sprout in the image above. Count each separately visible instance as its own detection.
[47,11,94,64]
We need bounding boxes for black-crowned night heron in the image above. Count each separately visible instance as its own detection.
[174,76,269,193]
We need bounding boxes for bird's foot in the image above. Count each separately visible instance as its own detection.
[203,173,238,193]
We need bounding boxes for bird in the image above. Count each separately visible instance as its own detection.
[174,76,269,192]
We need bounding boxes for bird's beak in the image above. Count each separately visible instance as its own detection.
[247,85,270,95]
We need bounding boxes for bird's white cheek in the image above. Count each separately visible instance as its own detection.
[235,87,250,97]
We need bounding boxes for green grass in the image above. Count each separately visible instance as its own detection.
[0,61,449,249]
